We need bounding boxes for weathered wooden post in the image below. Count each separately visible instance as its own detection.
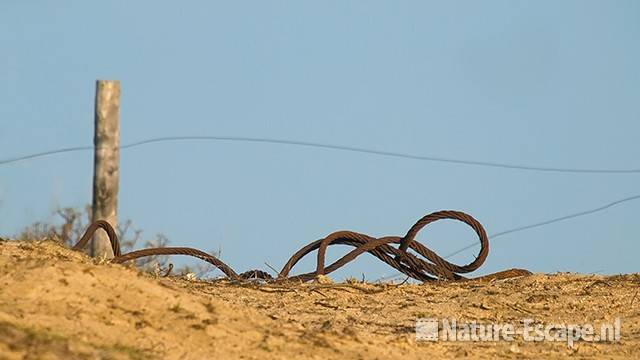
[91,80,120,258]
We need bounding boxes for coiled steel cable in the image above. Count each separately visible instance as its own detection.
[71,211,530,282]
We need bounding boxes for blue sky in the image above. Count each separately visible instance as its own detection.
[1,1,638,279]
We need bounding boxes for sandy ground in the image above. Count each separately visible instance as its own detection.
[0,239,638,359]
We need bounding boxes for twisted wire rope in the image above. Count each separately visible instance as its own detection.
[72,211,529,282]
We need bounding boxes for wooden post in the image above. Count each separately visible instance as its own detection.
[91,80,120,258]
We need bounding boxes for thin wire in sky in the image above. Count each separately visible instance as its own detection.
[444,193,640,259]
[0,145,94,165]
[1,135,640,174]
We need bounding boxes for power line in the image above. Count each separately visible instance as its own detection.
[444,193,640,259]
[1,135,639,174]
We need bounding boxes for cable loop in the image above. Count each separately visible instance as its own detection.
[72,211,527,283]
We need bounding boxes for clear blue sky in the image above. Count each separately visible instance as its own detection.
[1,1,638,279]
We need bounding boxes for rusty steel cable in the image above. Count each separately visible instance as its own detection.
[71,211,531,282]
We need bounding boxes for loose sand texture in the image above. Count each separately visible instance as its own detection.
[0,240,638,359]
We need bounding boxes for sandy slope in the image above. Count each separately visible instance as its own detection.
[0,239,638,359]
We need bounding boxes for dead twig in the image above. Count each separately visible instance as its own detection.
[585,280,612,290]
[264,262,279,276]
[162,263,173,277]
[311,288,328,298]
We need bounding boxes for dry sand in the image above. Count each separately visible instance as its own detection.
[0,239,638,359]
